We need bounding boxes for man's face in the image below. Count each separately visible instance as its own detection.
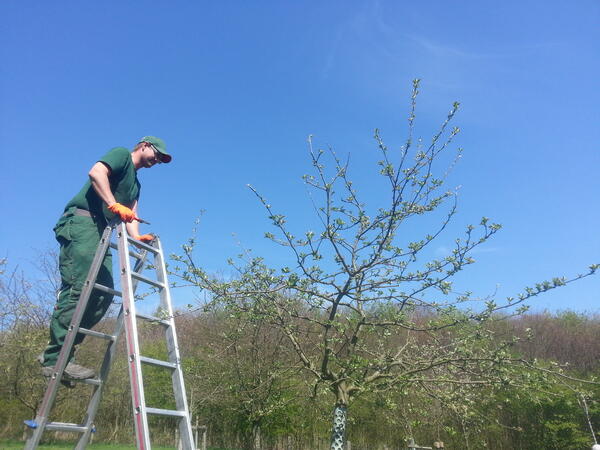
[142,143,162,168]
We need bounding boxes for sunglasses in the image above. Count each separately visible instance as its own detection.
[149,144,163,164]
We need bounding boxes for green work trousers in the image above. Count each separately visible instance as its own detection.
[42,208,114,366]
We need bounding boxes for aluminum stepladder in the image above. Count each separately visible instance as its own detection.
[25,220,195,450]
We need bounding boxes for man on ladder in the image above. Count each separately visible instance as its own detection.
[27,135,195,449]
[39,136,171,381]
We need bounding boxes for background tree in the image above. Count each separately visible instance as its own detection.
[174,80,598,449]
[0,252,56,431]
[177,302,306,450]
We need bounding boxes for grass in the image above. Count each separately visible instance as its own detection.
[0,441,230,449]
[0,442,177,449]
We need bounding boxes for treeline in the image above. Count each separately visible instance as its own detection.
[1,302,600,450]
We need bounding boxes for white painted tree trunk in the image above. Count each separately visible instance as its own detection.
[330,404,347,450]
[252,423,261,450]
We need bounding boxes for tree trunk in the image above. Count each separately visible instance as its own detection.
[252,422,262,450]
[330,403,347,450]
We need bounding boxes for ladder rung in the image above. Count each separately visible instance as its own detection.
[146,407,186,418]
[110,242,145,260]
[131,272,165,289]
[126,237,159,254]
[139,356,177,370]
[94,283,122,297]
[46,422,88,433]
[79,327,116,341]
[136,312,170,326]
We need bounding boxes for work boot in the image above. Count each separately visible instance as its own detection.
[39,358,76,388]
[40,358,95,380]
[63,362,95,379]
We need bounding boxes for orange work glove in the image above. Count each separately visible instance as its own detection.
[134,234,155,243]
[108,203,138,223]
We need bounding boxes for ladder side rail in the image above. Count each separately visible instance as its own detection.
[118,222,152,449]
[154,237,195,449]
[24,223,115,450]
[76,245,150,449]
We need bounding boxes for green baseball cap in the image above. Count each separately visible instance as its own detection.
[139,136,172,163]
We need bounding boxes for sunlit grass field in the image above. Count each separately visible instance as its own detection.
[0,442,226,450]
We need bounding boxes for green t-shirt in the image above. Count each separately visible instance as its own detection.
[64,147,141,223]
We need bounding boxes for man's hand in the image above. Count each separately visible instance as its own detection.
[134,233,155,243]
[108,203,139,223]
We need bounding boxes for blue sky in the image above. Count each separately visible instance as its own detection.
[1,1,598,312]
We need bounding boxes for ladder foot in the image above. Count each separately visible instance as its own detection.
[24,420,38,429]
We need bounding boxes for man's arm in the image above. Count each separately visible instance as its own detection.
[125,200,141,236]
[89,162,117,207]
[126,201,155,243]
[89,161,139,223]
